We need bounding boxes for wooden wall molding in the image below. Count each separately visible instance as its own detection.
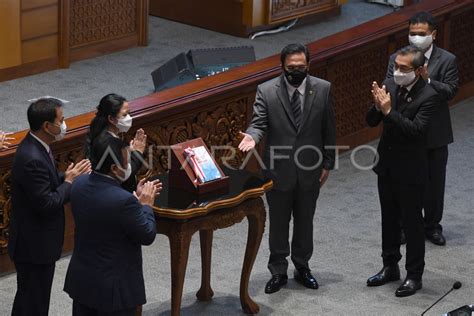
[269,0,338,24]
[69,0,137,48]
[0,57,59,82]
[0,0,22,69]
[150,0,341,37]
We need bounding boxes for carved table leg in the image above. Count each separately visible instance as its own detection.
[240,200,266,314]
[196,229,214,301]
[169,228,193,316]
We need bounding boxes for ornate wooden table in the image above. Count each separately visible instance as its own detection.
[152,167,272,316]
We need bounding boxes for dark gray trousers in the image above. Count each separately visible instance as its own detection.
[266,184,320,275]
[423,145,448,234]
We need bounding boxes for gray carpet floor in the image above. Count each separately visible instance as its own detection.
[0,97,473,315]
[0,0,394,132]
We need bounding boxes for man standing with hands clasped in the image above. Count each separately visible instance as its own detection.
[386,12,459,246]
[9,98,91,316]
[239,43,336,294]
[366,45,438,297]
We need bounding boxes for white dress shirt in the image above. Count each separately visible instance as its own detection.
[30,132,50,153]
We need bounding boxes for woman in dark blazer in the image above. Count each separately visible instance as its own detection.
[85,93,147,192]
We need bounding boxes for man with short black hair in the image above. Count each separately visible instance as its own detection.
[64,136,161,316]
[386,11,459,246]
[239,43,336,294]
[367,45,438,297]
[9,98,91,316]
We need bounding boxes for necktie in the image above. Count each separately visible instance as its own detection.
[398,87,408,99]
[47,149,56,167]
[291,90,302,129]
[397,87,408,108]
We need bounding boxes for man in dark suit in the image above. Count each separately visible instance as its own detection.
[366,45,438,297]
[9,98,91,316]
[64,136,160,316]
[386,12,459,246]
[239,43,336,294]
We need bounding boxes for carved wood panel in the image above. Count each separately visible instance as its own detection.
[434,19,445,51]
[142,94,252,178]
[326,44,388,138]
[395,32,409,53]
[70,0,137,48]
[0,170,12,253]
[269,0,336,23]
[449,7,474,85]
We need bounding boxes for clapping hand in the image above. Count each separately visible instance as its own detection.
[0,131,14,150]
[64,159,92,183]
[420,64,429,81]
[136,178,162,198]
[134,180,160,207]
[237,131,256,152]
[130,128,147,154]
[371,81,392,116]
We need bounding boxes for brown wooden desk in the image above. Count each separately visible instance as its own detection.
[152,167,273,316]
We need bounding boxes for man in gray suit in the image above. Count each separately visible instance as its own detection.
[386,12,459,246]
[239,43,336,294]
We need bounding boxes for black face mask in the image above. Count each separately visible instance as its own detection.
[284,69,308,86]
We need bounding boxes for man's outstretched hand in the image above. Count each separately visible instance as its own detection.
[238,132,256,152]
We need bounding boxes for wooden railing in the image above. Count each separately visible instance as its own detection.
[1,0,473,274]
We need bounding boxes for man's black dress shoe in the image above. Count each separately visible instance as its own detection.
[265,274,288,294]
[294,269,319,289]
[395,278,422,297]
[426,231,446,246]
[367,265,400,287]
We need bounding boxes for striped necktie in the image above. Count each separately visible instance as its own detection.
[291,90,302,129]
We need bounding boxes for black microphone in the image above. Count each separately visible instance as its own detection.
[421,281,462,315]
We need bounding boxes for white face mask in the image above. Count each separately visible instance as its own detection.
[409,34,433,51]
[48,121,67,141]
[393,69,417,87]
[115,163,132,182]
[116,114,132,133]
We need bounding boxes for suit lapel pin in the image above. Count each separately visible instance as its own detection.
[309,90,313,95]
[407,97,412,103]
